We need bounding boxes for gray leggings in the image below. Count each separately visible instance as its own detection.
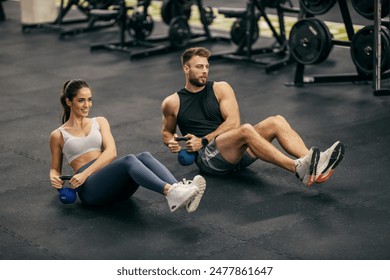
[76,152,178,206]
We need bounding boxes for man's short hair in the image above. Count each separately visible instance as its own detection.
[181,47,211,66]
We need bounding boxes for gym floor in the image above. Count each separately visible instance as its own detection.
[1,0,390,260]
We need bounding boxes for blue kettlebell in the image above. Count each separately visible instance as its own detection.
[178,149,196,166]
[58,188,77,204]
[58,175,77,204]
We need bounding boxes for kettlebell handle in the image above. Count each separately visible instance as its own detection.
[59,175,73,181]
[175,137,189,141]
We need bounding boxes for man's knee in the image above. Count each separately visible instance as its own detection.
[239,123,257,139]
[266,115,290,129]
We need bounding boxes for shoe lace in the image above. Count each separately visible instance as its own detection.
[178,178,193,187]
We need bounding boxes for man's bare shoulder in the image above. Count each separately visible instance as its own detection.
[162,92,180,111]
[163,92,179,104]
[213,81,235,98]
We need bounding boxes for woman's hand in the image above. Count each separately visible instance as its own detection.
[50,175,64,189]
[69,173,88,189]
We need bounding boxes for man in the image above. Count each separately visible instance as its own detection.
[161,47,344,186]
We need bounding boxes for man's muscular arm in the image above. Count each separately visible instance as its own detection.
[161,93,182,153]
[203,81,241,142]
[184,81,241,152]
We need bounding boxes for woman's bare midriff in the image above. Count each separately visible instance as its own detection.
[70,150,103,172]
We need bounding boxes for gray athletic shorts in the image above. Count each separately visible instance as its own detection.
[196,139,256,175]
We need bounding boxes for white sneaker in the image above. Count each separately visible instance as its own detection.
[315,141,345,184]
[295,146,320,187]
[183,175,206,213]
[166,182,198,212]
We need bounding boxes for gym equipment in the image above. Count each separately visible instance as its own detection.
[58,175,77,204]
[372,0,390,96]
[286,0,372,87]
[21,0,117,36]
[210,0,300,74]
[350,25,390,75]
[90,0,154,56]
[161,0,192,24]
[168,16,191,48]
[127,10,154,40]
[90,0,228,59]
[175,137,196,165]
[58,188,77,204]
[300,0,337,15]
[0,0,5,22]
[178,149,196,166]
[288,18,333,65]
[351,0,389,20]
[127,0,229,59]
[175,136,189,141]
[230,17,260,46]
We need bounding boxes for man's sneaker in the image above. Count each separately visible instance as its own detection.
[315,141,345,184]
[295,146,320,187]
[184,175,206,213]
[166,182,199,212]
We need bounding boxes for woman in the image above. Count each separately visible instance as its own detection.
[49,79,206,213]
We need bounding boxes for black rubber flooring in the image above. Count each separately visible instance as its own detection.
[1,0,390,260]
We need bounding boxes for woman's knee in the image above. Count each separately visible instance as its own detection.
[135,151,152,161]
[123,154,139,166]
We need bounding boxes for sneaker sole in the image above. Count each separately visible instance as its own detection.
[170,188,199,213]
[186,176,206,213]
[315,142,345,184]
[306,147,320,187]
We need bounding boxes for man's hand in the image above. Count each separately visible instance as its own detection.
[167,133,182,153]
[184,134,203,152]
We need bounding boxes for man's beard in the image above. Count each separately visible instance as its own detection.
[189,76,207,87]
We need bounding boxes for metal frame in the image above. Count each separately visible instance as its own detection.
[285,0,373,87]
[210,0,300,74]
[374,0,390,95]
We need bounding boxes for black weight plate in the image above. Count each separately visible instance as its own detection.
[315,18,334,64]
[201,6,214,26]
[300,0,337,15]
[289,18,333,65]
[230,18,259,46]
[350,25,390,74]
[161,0,192,25]
[169,16,191,48]
[351,0,390,20]
[127,12,154,40]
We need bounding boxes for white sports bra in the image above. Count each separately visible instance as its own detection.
[59,118,103,164]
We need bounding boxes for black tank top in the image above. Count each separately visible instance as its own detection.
[177,81,224,137]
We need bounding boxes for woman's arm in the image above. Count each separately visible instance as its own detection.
[69,117,117,188]
[49,129,64,189]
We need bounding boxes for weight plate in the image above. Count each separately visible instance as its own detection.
[350,25,390,75]
[289,18,333,65]
[300,0,337,15]
[169,16,191,48]
[351,0,390,20]
[201,6,214,26]
[230,18,259,46]
[127,12,154,40]
[161,0,192,25]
